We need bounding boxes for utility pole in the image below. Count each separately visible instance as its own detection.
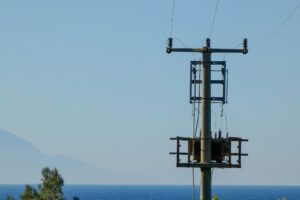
[201,39,212,200]
[167,38,248,200]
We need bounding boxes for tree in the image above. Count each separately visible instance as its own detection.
[6,195,15,200]
[18,167,79,200]
[212,194,219,200]
[21,184,39,200]
[39,167,65,200]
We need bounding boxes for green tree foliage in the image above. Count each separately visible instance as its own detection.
[212,194,219,200]
[5,195,15,200]
[17,167,79,200]
[39,168,65,200]
[21,184,39,200]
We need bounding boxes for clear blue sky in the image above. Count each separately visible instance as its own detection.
[0,0,300,185]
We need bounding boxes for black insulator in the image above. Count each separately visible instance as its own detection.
[243,38,248,54]
[166,37,173,54]
[243,38,248,48]
[218,130,222,138]
[206,38,211,48]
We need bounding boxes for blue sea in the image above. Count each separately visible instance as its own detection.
[0,185,299,200]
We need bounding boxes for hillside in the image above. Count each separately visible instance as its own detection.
[0,129,147,184]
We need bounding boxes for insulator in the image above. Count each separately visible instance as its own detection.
[206,38,211,48]
[166,38,173,53]
[243,38,248,54]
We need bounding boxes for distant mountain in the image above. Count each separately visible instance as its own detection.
[0,129,151,184]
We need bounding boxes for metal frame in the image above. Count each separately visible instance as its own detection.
[170,136,248,168]
[190,61,228,104]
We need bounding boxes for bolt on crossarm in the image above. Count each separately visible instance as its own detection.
[166,38,248,200]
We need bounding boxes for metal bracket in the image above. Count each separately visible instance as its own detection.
[190,61,228,104]
[170,136,248,168]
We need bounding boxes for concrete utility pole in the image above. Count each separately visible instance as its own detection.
[201,39,212,200]
[167,38,248,200]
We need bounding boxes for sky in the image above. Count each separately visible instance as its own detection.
[0,0,300,185]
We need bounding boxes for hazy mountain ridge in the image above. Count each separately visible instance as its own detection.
[0,129,150,184]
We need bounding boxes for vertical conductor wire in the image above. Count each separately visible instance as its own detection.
[191,63,202,200]
[209,0,220,38]
[192,64,197,200]
[170,0,176,37]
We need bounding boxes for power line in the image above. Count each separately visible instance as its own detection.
[256,1,300,48]
[191,63,201,200]
[223,41,243,60]
[174,38,198,60]
[208,0,220,38]
[192,72,196,200]
[170,0,176,37]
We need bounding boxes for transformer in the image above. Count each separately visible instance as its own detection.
[170,134,248,168]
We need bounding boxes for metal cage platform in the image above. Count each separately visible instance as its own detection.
[170,136,248,168]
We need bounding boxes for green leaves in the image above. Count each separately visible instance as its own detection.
[6,195,15,200]
[212,194,219,200]
[19,167,77,200]
[21,185,39,200]
[39,167,65,200]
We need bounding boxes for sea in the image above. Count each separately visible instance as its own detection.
[0,185,299,200]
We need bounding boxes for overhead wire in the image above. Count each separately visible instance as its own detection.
[174,38,198,60]
[195,66,201,137]
[168,3,200,197]
[208,0,220,38]
[256,1,300,48]
[192,65,196,200]
[191,62,202,200]
[211,110,218,134]
[169,0,176,37]
[220,104,229,136]
[223,42,243,60]
[219,2,300,139]
[225,113,228,134]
